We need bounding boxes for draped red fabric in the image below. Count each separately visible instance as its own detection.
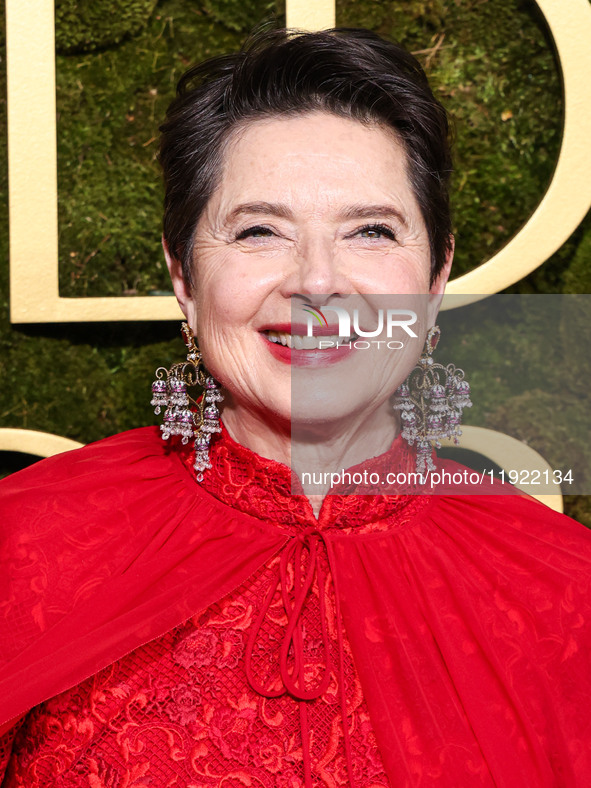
[1,426,591,785]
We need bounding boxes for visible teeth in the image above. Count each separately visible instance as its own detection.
[265,331,355,349]
[301,335,342,349]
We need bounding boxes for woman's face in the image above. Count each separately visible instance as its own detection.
[167,111,452,431]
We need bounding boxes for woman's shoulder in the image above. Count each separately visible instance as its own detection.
[0,426,183,505]
[0,426,199,553]
[0,427,200,662]
[422,488,591,583]
[419,454,590,555]
[2,424,170,475]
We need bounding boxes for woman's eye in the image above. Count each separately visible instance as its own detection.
[355,224,397,241]
[235,225,275,240]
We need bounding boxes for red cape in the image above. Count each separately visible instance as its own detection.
[1,427,591,785]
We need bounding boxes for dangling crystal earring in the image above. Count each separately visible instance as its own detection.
[393,325,472,476]
[150,322,223,481]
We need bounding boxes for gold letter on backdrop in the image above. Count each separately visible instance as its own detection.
[0,429,83,458]
[5,0,591,322]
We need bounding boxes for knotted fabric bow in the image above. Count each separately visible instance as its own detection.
[245,526,355,787]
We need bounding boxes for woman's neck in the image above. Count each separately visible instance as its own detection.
[220,398,399,513]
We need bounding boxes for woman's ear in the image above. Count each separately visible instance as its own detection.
[163,236,197,327]
[427,235,454,325]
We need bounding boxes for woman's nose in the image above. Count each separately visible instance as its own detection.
[283,237,350,300]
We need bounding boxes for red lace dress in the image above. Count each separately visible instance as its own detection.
[1,426,591,787]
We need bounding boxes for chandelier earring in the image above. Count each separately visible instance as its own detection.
[393,325,472,476]
[150,322,223,481]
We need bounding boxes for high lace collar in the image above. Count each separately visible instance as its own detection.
[184,422,428,533]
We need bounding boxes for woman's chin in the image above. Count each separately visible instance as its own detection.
[289,396,373,432]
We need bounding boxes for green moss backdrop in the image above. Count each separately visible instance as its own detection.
[0,0,589,521]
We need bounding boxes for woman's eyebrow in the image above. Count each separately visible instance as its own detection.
[339,204,408,226]
[227,202,294,221]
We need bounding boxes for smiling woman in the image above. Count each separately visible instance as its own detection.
[167,112,447,462]
[1,27,591,788]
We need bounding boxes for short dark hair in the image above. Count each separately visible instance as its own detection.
[159,27,453,287]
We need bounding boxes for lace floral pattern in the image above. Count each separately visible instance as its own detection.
[2,559,389,787]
